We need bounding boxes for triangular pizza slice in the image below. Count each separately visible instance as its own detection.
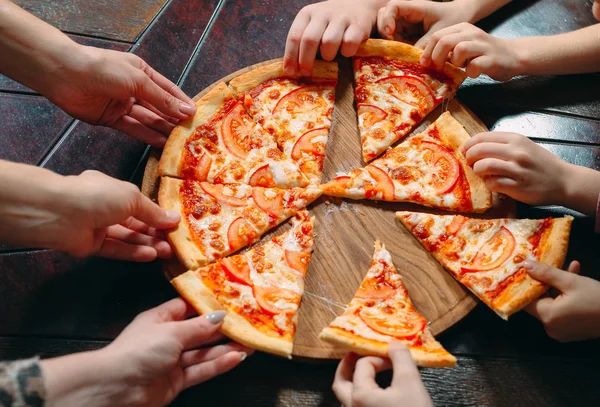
[320,241,456,367]
[158,177,321,269]
[396,211,573,319]
[320,112,491,213]
[229,60,338,185]
[159,82,307,188]
[353,39,466,161]
[172,211,315,358]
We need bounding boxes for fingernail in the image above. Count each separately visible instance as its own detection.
[385,26,393,36]
[523,260,535,270]
[284,65,295,75]
[420,57,429,65]
[239,352,247,362]
[166,210,181,223]
[300,69,311,77]
[179,103,197,116]
[205,310,226,324]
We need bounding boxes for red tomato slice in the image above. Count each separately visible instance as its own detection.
[376,75,435,111]
[252,187,284,215]
[447,215,467,235]
[366,166,395,200]
[221,103,253,159]
[272,85,328,115]
[254,286,301,315]
[248,164,276,187]
[421,142,460,194]
[285,250,310,275]
[462,226,516,273]
[221,257,252,285]
[357,104,387,128]
[291,127,328,160]
[194,152,212,181]
[359,306,426,340]
[200,183,247,207]
[227,217,258,251]
[355,278,396,300]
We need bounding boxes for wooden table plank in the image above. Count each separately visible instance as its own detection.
[13,0,168,42]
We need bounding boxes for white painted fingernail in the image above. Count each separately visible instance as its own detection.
[239,352,247,361]
[166,210,181,222]
[179,103,196,116]
[205,310,226,324]
[523,260,535,270]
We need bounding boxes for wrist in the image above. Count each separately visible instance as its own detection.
[507,37,533,78]
[559,163,600,216]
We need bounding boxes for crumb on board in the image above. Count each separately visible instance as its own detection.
[359,211,366,216]
[325,200,331,205]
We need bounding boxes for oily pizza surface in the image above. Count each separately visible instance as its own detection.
[158,177,321,269]
[396,211,573,319]
[353,39,467,161]
[172,211,315,358]
[320,112,492,213]
[320,241,456,367]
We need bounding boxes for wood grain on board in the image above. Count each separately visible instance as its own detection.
[142,58,516,359]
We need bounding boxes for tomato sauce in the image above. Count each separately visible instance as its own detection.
[355,57,454,85]
[529,218,552,257]
[485,268,526,300]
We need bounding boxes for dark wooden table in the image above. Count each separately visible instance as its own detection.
[2,0,600,405]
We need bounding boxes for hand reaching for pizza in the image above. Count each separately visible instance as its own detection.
[284,0,383,76]
[332,342,433,407]
[525,260,600,342]
[41,298,253,407]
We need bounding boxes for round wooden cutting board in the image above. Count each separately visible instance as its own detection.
[142,57,515,360]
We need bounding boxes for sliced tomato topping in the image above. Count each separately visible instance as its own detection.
[285,250,310,275]
[357,104,387,128]
[194,152,212,181]
[366,166,395,200]
[462,226,516,273]
[272,85,328,115]
[291,127,328,160]
[252,187,284,215]
[422,142,460,194]
[221,103,253,159]
[200,183,247,207]
[254,286,301,315]
[227,217,258,251]
[359,306,426,340]
[248,164,276,187]
[447,215,467,235]
[355,278,396,300]
[221,257,252,285]
[376,75,435,111]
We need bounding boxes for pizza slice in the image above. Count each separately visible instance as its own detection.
[353,39,466,161]
[320,112,491,213]
[396,211,573,319]
[320,241,456,367]
[158,177,322,269]
[229,60,338,185]
[159,82,307,188]
[172,211,315,358]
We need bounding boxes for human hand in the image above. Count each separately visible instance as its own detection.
[45,46,196,148]
[284,0,383,76]
[332,342,433,407]
[525,260,600,342]
[42,298,253,407]
[462,132,572,206]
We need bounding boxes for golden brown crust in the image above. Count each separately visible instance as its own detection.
[172,271,293,358]
[319,327,456,368]
[157,177,209,270]
[159,82,232,178]
[228,60,338,95]
[355,39,466,87]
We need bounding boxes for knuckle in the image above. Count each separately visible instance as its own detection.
[302,35,320,47]
[431,32,442,42]
[351,391,371,407]
[514,151,531,166]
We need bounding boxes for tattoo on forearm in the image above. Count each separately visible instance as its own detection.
[0,357,45,407]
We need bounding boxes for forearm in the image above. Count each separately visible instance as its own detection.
[512,24,600,76]
[0,0,83,96]
[560,164,600,217]
[454,0,512,24]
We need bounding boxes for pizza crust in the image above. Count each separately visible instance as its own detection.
[228,60,338,95]
[355,39,467,87]
[172,270,293,358]
[157,177,209,270]
[320,327,456,368]
[159,82,232,178]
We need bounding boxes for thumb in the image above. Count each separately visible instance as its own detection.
[133,193,181,230]
[389,341,420,387]
[524,260,577,293]
[172,311,227,350]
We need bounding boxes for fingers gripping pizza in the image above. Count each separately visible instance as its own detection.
[396,211,573,319]
[172,211,315,358]
[158,177,321,269]
[320,112,492,213]
[354,39,466,162]
[320,241,456,367]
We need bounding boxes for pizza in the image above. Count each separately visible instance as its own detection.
[172,211,314,358]
[396,211,573,319]
[320,112,492,213]
[229,60,338,185]
[320,241,456,367]
[158,177,321,269]
[354,39,466,161]
[159,82,307,188]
